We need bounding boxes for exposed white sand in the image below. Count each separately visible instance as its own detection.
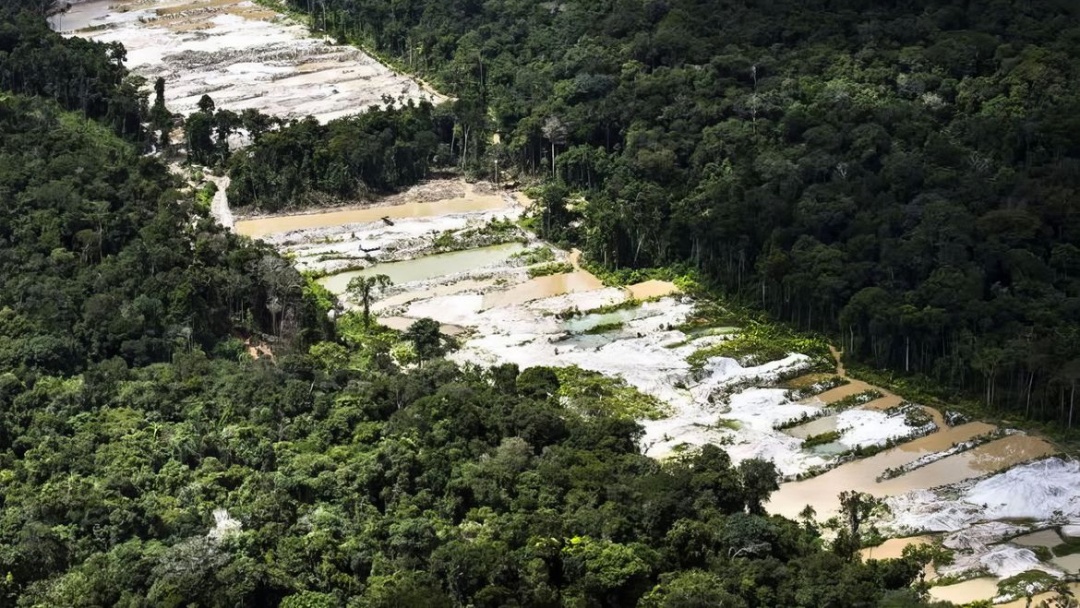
[56,0,444,122]
[207,174,234,229]
[834,409,926,449]
[940,544,1061,580]
[967,458,1080,521]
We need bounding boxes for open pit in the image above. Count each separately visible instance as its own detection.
[50,0,443,122]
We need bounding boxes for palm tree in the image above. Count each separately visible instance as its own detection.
[346,274,392,328]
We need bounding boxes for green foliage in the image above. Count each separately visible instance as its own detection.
[831,389,886,410]
[0,11,148,143]
[802,430,842,448]
[277,0,1080,431]
[997,570,1058,601]
[226,103,439,212]
[346,273,392,328]
[403,317,448,364]
[302,273,337,317]
[526,262,574,278]
[0,7,977,607]
[554,365,670,420]
[194,180,217,215]
[280,591,338,608]
[433,218,524,253]
[0,96,318,374]
[511,246,555,265]
[582,262,700,292]
[688,324,831,370]
[582,321,624,335]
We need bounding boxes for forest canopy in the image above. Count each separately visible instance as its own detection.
[0,5,953,607]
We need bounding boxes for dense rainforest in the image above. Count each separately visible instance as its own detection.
[258,0,1080,428]
[0,5,961,607]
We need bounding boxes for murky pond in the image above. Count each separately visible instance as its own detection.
[768,422,997,519]
[928,578,1000,605]
[319,242,525,293]
[1052,553,1080,573]
[861,394,903,411]
[562,307,659,334]
[1011,529,1063,548]
[785,415,838,440]
[47,0,111,32]
[237,194,511,238]
[625,279,680,300]
[874,433,1056,495]
[482,271,605,308]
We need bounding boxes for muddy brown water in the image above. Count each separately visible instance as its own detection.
[785,415,839,440]
[767,422,997,519]
[482,271,606,308]
[860,536,933,561]
[236,194,510,238]
[811,379,878,404]
[1011,529,1064,548]
[929,578,1000,605]
[624,280,680,300]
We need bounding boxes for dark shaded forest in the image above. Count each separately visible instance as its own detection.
[225,102,441,212]
[269,0,1080,427]
[0,5,962,607]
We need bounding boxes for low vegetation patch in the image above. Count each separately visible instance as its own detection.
[432,217,526,253]
[580,260,702,293]
[1051,536,1080,557]
[194,180,217,214]
[582,321,624,335]
[829,389,884,409]
[554,366,670,420]
[528,262,574,278]
[511,245,556,265]
[803,430,841,448]
[996,570,1057,602]
[687,324,831,370]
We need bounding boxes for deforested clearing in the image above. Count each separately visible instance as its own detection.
[50,0,443,121]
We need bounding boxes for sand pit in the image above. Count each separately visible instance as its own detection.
[51,0,444,122]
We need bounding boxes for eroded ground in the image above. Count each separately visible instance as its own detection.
[51,0,443,121]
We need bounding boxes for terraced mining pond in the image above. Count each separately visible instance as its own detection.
[231,178,1076,606]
